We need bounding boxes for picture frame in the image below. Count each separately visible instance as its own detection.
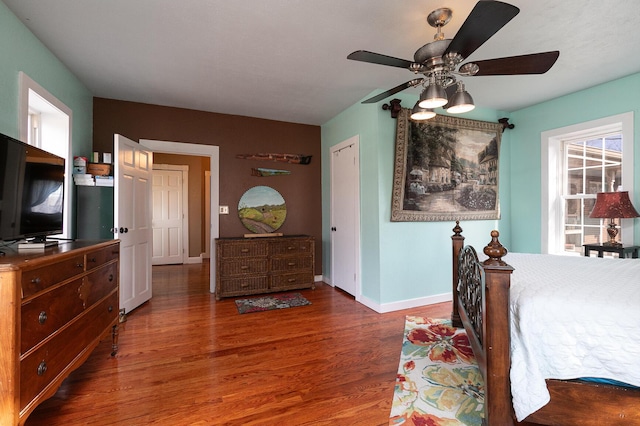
[391,109,502,222]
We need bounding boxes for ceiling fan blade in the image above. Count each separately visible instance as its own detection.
[465,51,560,76]
[445,1,520,60]
[347,50,415,69]
[361,78,424,104]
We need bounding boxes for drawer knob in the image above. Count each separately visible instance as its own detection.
[38,311,48,324]
[89,257,97,263]
[287,246,294,250]
[108,274,114,282]
[288,262,296,266]
[37,361,47,376]
[31,277,41,285]
[240,265,249,270]
[108,305,113,313]
[241,248,249,253]
[76,263,84,268]
[288,278,296,283]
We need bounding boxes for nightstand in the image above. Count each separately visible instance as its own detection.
[583,244,640,258]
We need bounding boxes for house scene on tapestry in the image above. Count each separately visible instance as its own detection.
[397,114,501,222]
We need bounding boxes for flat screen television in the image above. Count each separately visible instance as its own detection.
[0,132,65,243]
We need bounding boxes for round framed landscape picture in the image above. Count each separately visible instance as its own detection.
[238,186,287,234]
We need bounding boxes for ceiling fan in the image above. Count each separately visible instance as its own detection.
[347,0,559,119]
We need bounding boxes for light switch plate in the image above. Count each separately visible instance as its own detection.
[219,205,229,214]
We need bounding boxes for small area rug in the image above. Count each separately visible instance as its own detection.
[235,292,311,314]
[389,316,484,426]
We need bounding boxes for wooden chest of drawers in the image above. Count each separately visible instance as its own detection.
[215,235,315,299]
[0,240,120,425]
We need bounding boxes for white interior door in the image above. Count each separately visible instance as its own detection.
[330,136,360,297]
[115,134,153,313]
[152,168,185,265]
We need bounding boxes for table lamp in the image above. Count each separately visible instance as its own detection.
[589,191,640,246]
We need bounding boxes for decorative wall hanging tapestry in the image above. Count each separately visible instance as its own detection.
[391,109,502,222]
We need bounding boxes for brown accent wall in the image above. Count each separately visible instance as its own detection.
[93,98,322,274]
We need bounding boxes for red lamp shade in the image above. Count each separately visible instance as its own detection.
[589,191,640,219]
[589,191,639,246]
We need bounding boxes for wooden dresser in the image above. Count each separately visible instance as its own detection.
[215,235,315,299]
[0,240,120,425]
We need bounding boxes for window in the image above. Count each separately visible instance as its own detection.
[19,72,73,239]
[562,135,622,253]
[541,112,634,255]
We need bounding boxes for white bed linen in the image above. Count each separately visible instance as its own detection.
[503,253,640,421]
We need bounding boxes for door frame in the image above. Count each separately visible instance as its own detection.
[140,139,219,294]
[152,164,189,265]
[330,135,361,301]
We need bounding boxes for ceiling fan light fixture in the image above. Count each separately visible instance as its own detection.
[446,82,475,114]
[410,102,436,121]
[418,81,448,109]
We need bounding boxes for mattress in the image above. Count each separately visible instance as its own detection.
[504,253,640,421]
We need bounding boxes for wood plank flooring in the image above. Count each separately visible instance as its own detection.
[25,262,450,425]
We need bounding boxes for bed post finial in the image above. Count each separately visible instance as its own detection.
[451,221,465,328]
[453,220,462,236]
[483,230,508,266]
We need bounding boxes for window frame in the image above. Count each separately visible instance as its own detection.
[18,72,73,240]
[541,112,634,254]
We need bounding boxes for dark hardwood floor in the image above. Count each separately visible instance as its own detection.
[26,262,450,425]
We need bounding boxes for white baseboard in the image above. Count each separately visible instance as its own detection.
[315,276,450,314]
[184,256,203,264]
[377,293,452,313]
[356,292,452,314]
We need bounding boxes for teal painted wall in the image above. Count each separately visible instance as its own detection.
[508,72,640,252]
[322,91,511,305]
[0,2,93,157]
[322,71,640,306]
[0,2,93,239]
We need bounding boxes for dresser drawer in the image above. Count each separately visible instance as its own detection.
[218,240,268,258]
[82,262,118,305]
[85,244,119,271]
[20,262,118,354]
[21,255,86,298]
[218,276,269,296]
[219,258,268,277]
[270,255,313,272]
[20,290,118,410]
[21,277,85,354]
[269,239,312,255]
[270,272,314,290]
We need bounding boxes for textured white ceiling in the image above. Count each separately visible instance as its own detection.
[4,0,640,125]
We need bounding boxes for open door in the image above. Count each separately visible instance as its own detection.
[114,134,153,313]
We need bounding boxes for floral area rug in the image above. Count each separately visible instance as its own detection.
[389,316,484,426]
[234,292,311,314]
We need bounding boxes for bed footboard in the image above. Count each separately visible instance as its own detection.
[451,222,515,425]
